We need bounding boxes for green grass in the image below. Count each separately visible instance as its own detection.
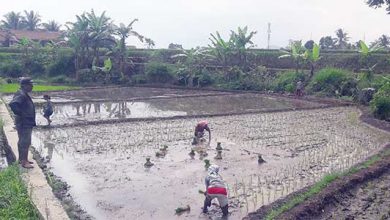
[0,165,40,219]
[0,83,78,93]
[265,173,339,220]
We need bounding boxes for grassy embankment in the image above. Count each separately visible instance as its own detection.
[0,165,41,219]
[0,83,78,94]
[265,148,390,220]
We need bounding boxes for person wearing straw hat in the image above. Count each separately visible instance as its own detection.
[9,77,36,169]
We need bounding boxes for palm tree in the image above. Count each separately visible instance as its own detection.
[66,13,90,77]
[114,19,144,75]
[22,10,41,31]
[373,34,390,49]
[335,28,350,49]
[144,38,155,49]
[85,10,115,65]
[42,20,61,31]
[1,11,24,29]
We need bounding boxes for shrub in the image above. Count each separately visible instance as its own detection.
[0,61,23,78]
[370,82,390,120]
[49,75,72,84]
[25,59,45,75]
[131,74,147,84]
[145,62,174,83]
[193,69,215,87]
[308,68,351,96]
[78,68,97,83]
[272,71,305,93]
[47,55,75,77]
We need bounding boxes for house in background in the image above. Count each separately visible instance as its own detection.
[0,29,64,47]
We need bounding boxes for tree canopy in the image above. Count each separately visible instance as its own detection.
[367,0,390,13]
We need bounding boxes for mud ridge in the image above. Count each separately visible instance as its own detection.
[31,147,93,220]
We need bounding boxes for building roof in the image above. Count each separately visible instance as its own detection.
[0,29,63,42]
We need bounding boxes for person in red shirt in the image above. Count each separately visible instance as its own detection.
[193,120,211,145]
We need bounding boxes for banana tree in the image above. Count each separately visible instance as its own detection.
[359,40,380,80]
[208,32,232,69]
[304,43,321,79]
[171,47,212,87]
[279,40,306,73]
[229,26,257,69]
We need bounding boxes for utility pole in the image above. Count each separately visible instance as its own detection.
[267,22,271,49]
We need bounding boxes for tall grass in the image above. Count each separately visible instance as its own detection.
[0,165,40,219]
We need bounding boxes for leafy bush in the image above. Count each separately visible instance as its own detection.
[308,68,352,96]
[130,74,147,84]
[0,61,23,78]
[49,75,73,84]
[25,59,45,75]
[78,68,99,83]
[272,71,305,93]
[47,55,75,77]
[145,62,174,83]
[370,82,390,120]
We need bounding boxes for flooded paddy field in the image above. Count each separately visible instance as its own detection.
[33,93,322,126]
[3,86,233,103]
[30,92,389,220]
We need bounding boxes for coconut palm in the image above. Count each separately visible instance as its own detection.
[42,20,61,31]
[335,28,350,49]
[114,19,144,75]
[372,34,390,49]
[1,11,24,29]
[66,13,90,77]
[22,10,41,31]
[144,38,155,49]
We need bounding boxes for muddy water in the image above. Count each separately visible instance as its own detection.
[32,94,322,126]
[31,106,390,220]
[2,86,232,103]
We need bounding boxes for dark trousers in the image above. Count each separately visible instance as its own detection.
[17,127,33,161]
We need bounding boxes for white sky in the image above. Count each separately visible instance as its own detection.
[1,0,389,48]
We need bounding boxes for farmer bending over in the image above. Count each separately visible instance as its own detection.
[203,164,229,217]
[193,120,211,145]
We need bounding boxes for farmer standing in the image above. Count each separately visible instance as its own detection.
[9,77,36,169]
[193,120,211,145]
[203,164,229,217]
[296,80,304,97]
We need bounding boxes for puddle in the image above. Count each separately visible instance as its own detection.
[31,106,390,220]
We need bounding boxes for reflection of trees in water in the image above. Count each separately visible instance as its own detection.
[72,102,132,118]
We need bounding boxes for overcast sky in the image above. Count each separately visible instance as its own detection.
[1,0,389,48]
